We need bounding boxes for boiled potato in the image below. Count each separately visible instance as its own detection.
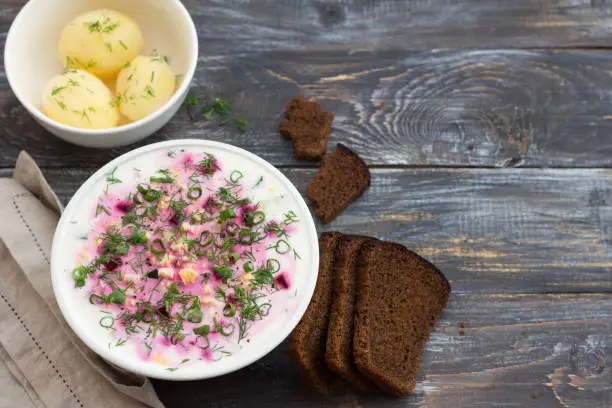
[42,70,119,129]
[116,55,176,121]
[59,9,144,78]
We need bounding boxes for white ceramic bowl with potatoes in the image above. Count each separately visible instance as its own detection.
[4,0,198,148]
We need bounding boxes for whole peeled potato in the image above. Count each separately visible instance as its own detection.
[116,55,176,122]
[42,69,119,129]
[59,9,144,78]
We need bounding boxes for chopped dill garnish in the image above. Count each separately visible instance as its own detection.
[67,56,97,70]
[119,40,128,50]
[73,108,91,122]
[55,99,68,111]
[110,95,122,108]
[150,169,174,184]
[86,15,120,34]
[151,51,170,63]
[283,210,299,225]
[203,97,230,120]
[293,248,301,260]
[143,84,156,99]
[52,86,67,95]
[106,167,122,185]
[235,118,247,133]
[182,94,248,133]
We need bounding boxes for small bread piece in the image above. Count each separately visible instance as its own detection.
[354,241,451,396]
[325,235,378,392]
[279,96,334,160]
[307,144,370,224]
[289,232,343,394]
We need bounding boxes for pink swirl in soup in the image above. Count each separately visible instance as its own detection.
[71,151,301,369]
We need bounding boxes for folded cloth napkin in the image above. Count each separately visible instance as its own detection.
[0,152,165,408]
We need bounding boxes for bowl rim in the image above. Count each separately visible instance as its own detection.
[50,139,320,380]
[4,0,199,136]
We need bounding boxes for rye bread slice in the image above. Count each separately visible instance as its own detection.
[279,96,334,160]
[307,144,370,224]
[325,235,378,392]
[288,232,343,394]
[353,241,451,396]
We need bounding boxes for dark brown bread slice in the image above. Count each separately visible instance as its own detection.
[279,96,334,160]
[307,144,370,224]
[325,235,378,392]
[288,232,343,394]
[353,241,451,396]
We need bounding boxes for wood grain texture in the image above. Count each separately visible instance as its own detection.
[3,167,612,406]
[6,0,612,55]
[148,293,612,408]
[6,49,612,168]
[6,167,612,294]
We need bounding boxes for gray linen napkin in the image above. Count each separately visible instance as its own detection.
[0,152,165,408]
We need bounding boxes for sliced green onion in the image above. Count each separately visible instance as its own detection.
[243,261,254,272]
[229,170,244,183]
[169,282,179,294]
[267,258,280,273]
[100,316,115,329]
[199,231,212,247]
[146,269,159,279]
[259,303,271,317]
[214,265,233,279]
[89,294,105,305]
[223,303,236,318]
[238,229,255,245]
[170,333,184,345]
[217,207,236,223]
[72,267,88,287]
[145,189,161,202]
[188,187,202,200]
[150,238,166,255]
[137,184,149,195]
[269,239,291,254]
[187,309,203,323]
[218,323,234,337]
[193,324,210,336]
[229,252,240,264]
[141,307,155,323]
[244,211,266,227]
[107,290,126,305]
[225,222,239,237]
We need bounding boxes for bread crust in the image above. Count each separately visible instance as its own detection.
[288,232,343,394]
[353,241,451,396]
[325,235,378,392]
[307,144,370,224]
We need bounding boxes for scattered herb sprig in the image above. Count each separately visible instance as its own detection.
[183,94,247,133]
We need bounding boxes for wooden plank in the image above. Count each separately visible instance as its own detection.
[6,167,612,294]
[5,0,612,55]
[4,49,612,168]
[149,293,612,408]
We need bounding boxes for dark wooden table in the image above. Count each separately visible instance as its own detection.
[2,1,612,406]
